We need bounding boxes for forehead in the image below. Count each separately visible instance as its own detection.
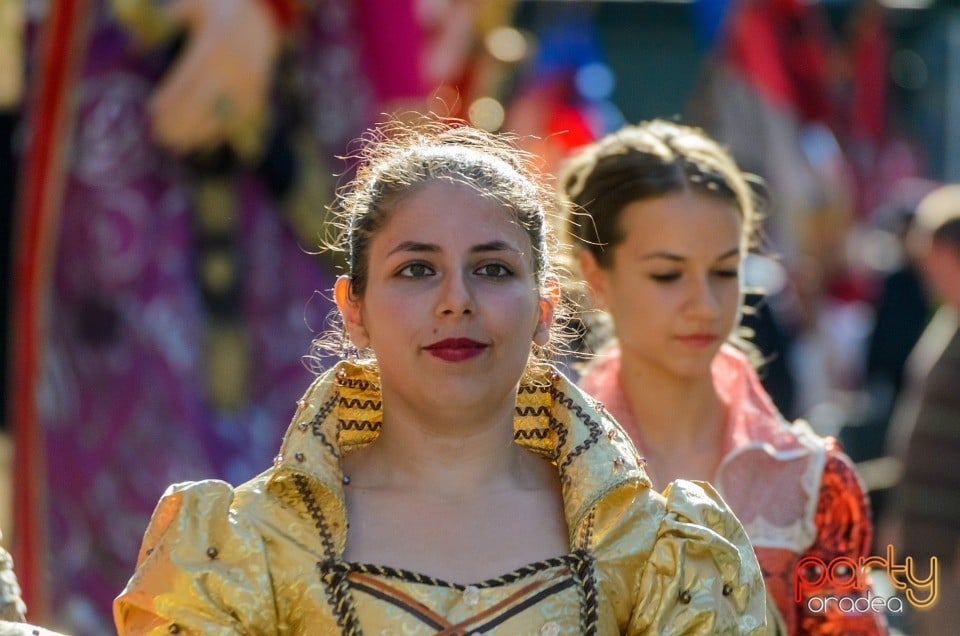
[373,180,533,250]
[617,191,742,252]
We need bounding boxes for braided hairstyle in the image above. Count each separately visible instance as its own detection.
[557,119,767,358]
[558,119,762,269]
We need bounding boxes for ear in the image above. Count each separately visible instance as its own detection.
[334,275,370,350]
[577,250,609,309]
[533,277,559,347]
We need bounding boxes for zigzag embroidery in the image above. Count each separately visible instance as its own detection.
[515,405,551,417]
[338,377,377,392]
[315,430,339,459]
[310,396,339,442]
[550,388,602,471]
[549,414,569,458]
[517,384,551,396]
[339,419,382,432]
[514,428,552,440]
[339,397,382,411]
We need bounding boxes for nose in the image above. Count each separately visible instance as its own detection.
[685,275,721,320]
[435,271,475,317]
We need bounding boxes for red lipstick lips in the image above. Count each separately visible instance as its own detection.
[423,338,488,362]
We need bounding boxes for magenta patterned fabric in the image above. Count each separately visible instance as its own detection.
[21,2,424,632]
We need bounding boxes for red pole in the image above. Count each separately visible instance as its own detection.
[10,0,93,620]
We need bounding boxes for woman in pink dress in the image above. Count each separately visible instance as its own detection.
[558,119,886,635]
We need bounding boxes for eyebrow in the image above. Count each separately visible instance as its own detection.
[387,240,521,256]
[637,247,740,262]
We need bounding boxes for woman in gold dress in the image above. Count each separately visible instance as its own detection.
[115,119,768,634]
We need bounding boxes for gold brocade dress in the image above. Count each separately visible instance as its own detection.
[114,362,769,635]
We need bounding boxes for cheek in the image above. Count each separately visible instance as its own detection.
[361,290,417,338]
[720,282,742,310]
[475,283,541,345]
[606,285,670,340]
[496,286,541,327]
[619,279,679,313]
[716,282,742,323]
[604,269,641,308]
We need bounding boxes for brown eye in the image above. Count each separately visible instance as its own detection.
[398,262,435,278]
[475,263,512,278]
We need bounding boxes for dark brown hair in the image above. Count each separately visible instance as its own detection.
[317,117,573,370]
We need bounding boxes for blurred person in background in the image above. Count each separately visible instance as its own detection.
[864,204,933,437]
[849,183,936,526]
[883,184,960,635]
[12,0,343,630]
[10,0,514,631]
[559,119,885,635]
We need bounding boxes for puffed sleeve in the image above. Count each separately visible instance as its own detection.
[114,480,277,635]
[796,447,887,635]
[629,480,768,635]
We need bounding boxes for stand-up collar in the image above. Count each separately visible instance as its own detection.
[267,361,650,556]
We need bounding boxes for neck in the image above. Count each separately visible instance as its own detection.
[344,385,533,497]
[618,355,726,456]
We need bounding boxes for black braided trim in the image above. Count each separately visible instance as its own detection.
[515,383,602,470]
[295,474,362,634]
[306,395,339,459]
[551,387,602,471]
[579,510,596,551]
[547,413,570,464]
[573,549,599,636]
[293,474,337,562]
[341,554,582,591]
[315,430,339,460]
[309,395,337,432]
[310,395,338,426]
[316,559,362,635]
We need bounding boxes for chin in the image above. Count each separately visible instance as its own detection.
[431,367,517,398]
[425,385,517,420]
[664,353,716,381]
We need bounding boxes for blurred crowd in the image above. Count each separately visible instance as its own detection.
[1,0,958,634]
